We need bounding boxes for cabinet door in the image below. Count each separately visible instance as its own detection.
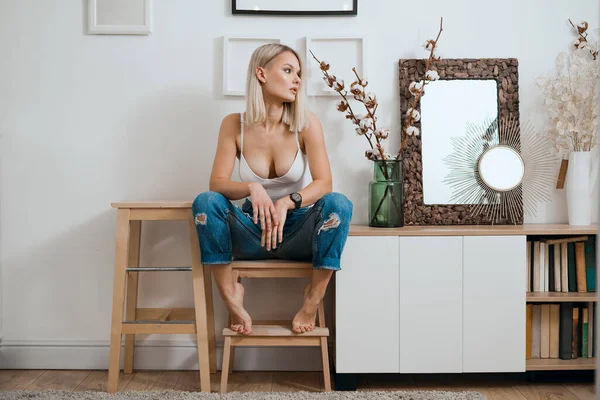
[336,236,399,373]
[399,236,463,373]
[463,235,526,372]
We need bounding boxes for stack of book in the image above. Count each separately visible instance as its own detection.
[525,234,597,360]
[526,303,594,359]
[526,236,596,293]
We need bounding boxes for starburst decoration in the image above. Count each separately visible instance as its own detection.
[442,116,556,224]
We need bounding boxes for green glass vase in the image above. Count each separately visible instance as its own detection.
[368,159,405,228]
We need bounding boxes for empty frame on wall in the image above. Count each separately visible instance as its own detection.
[223,36,281,96]
[88,0,152,35]
[305,36,366,96]
[232,0,358,16]
[222,36,366,97]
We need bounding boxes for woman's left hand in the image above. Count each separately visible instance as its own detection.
[264,197,293,248]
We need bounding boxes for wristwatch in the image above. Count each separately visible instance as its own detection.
[289,192,302,210]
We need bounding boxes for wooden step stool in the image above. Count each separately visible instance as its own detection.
[107,201,216,393]
[220,260,331,393]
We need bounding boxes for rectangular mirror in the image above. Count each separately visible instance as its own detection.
[421,79,499,205]
[399,58,521,225]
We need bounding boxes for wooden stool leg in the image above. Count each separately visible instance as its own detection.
[228,347,235,374]
[320,337,332,392]
[317,298,331,391]
[189,220,212,393]
[226,270,239,375]
[204,265,217,373]
[124,220,142,374]
[108,209,131,393]
[317,300,326,328]
[220,337,232,393]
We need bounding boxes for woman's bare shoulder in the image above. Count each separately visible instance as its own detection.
[222,112,242,127]
[300,112,324,137]
[298,112,325,153]
[219,113,242,137]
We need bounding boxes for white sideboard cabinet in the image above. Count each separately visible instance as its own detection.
[337,234,525,374]
[334,224,597,388]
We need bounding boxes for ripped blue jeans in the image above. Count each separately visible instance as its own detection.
[192,191,353,271]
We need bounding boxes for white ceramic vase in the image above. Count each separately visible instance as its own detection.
[565,151,597,226]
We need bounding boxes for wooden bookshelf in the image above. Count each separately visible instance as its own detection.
[527,292,598,302]
[526,357,596,370]
[524,229,597,371]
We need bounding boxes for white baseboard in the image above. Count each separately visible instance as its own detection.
[0,339,325,371]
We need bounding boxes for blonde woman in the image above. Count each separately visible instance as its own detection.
[192,44,352,335]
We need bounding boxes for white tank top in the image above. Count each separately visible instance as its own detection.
[238,113,308,201]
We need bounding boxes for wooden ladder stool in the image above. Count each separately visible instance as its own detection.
[220,260,331,393]
[107,201,217,393]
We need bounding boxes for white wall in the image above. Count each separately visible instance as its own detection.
[1,0,598,370]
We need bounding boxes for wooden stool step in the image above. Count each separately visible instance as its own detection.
[223,325,329,337]
[220,325,331,393]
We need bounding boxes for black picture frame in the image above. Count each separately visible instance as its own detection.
[232,0,358,16]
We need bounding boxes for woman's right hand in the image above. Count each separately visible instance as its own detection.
[248,182,279,249]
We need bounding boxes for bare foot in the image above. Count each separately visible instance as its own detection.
[223,282,252,335]
[292,284,322,334]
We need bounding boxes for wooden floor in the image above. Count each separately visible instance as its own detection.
[0,370,595,399]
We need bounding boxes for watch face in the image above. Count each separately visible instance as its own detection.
[291,193,301,202]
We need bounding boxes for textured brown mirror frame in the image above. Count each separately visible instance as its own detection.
[399,58,523,225]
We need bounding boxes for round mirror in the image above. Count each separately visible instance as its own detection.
[478,146,524,191]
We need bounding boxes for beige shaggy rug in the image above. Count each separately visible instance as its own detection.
[0,390,487,399]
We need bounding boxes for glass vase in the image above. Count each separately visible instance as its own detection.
[368,159,404,228]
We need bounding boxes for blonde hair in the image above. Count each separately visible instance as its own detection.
[245,43,311,133]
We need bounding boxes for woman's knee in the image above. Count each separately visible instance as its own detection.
[319,192,353,221]
[192,191,229,225]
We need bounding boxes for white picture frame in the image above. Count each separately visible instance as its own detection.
[88,0,152,35]
[223,36,281,96]
[305,36,366,97]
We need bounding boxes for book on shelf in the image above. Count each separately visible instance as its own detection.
[526,235,596,293]
[526,302,595,360]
